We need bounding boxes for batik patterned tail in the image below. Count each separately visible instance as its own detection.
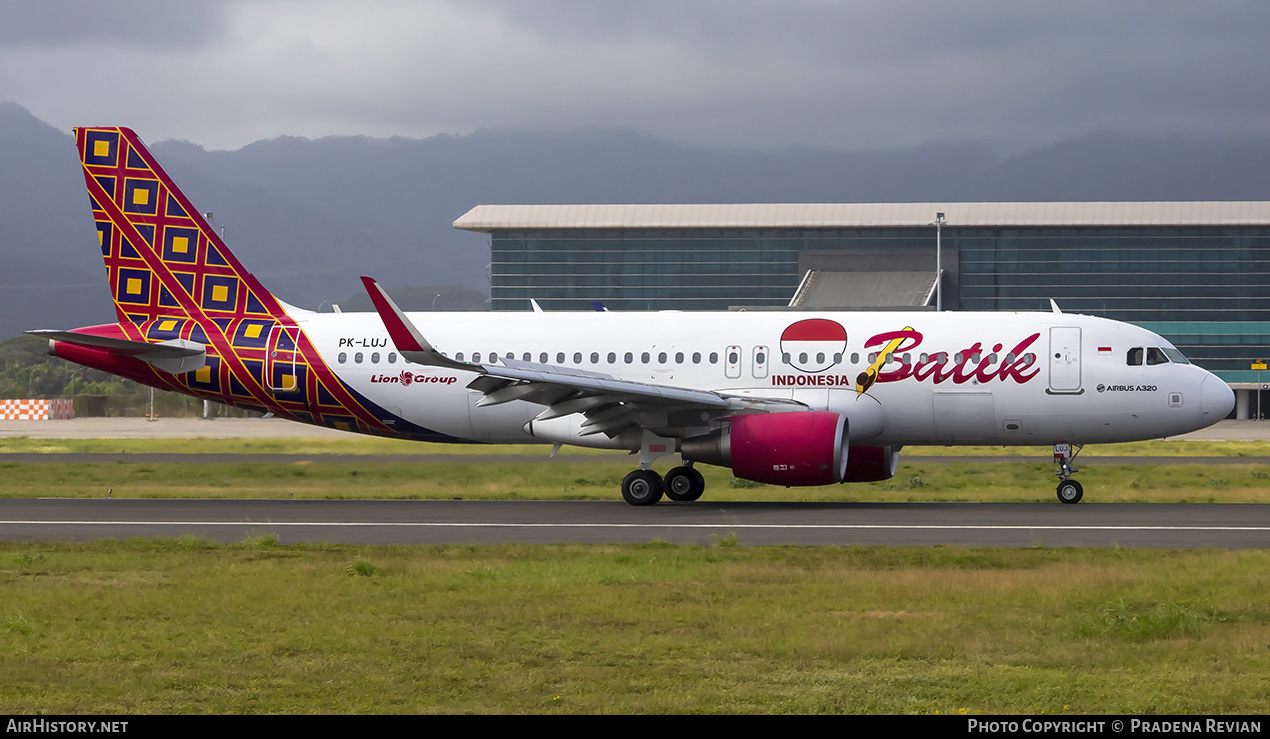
[76,126,285,325]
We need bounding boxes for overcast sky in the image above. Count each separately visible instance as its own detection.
[3,0,1269,152]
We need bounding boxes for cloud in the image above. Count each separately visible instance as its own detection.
[2,0,1268,151]
[0,0,236,50]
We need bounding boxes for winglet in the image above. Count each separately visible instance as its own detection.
[360,277,474,372]
[1049,299,1063,314]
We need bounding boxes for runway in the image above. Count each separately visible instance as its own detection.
[2,499,1268,548]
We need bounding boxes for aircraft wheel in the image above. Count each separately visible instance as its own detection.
[1056,479,1084,504]
[622,469,664,506]
[664,466,706,502]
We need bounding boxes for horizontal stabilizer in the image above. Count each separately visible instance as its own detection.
[28,330,207,375]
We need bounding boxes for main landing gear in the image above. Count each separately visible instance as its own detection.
[620,465,706,506]
[620,432,707,506]
[1053,442,1084,504]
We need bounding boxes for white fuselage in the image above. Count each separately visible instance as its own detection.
[294,309,1231,447]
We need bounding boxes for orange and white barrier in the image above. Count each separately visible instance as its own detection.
[0,399,75,420]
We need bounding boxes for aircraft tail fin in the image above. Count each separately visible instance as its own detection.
[74,127,287,325]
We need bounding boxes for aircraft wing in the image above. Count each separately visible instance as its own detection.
[361,277,803,437]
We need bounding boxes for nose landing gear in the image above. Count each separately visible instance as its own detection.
[1053,442,1084,504]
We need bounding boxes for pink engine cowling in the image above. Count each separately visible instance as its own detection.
[681,411,847,486]
[679,411,901,486]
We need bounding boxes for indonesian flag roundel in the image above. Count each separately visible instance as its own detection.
[780,319,847,373]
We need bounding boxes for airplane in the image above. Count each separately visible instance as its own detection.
[30,127,1237,506]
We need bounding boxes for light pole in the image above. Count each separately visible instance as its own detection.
[935,211,946,312]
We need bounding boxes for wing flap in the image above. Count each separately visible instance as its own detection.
[359,278,807,438]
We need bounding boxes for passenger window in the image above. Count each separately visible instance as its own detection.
[455,352,464,361]
[556,352,565,364]
[1146,348,1169,365]
[573,352,583,364]
[540,353,548,363]
[624,352,633,364]
[851,353,859,363]
[607,352,616,364]
[522,353,531,362]
[675,352,684,364]
[338,352,347,364]
[724,345,742,379]
[799,352,808,364]
[472,352,481,363]
[641,352,650,364]
[590,352,599,364]
[658,352,667,364]
[1127,348,1144,366]
[354,352,363,364]
[692,352,701,364]
[388,352,397,364]
[709,352,718,364]
[782,352,791,363]
[371,352,380,364]
[815,352,825,363]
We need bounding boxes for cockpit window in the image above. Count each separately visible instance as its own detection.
[1162,347,1190,365]
[1127,347,1144,366]
[1146,348,1169,365]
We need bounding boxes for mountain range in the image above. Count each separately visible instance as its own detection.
[2,100,1269,341]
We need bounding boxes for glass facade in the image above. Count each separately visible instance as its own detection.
[489,225,1269,382]
[955,227,1270,382]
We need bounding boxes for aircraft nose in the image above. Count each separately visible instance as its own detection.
[1200,375,1235,421]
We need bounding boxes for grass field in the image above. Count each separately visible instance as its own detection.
[3,541,1268,714]
[0,435,1268,503]
[3,437,1268,713]
[2,458,1268,503]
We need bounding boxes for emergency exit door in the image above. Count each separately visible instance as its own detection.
[1048,327,1082,393]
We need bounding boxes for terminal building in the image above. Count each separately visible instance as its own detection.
[455,202,1270,419]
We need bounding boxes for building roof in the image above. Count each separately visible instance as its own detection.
[454,202,1270,231]
[789,270,938,309]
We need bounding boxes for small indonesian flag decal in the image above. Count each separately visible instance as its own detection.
[780,319,848,373]
[1097,346,1113,355]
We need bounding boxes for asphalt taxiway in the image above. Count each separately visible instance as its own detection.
[2,499,1268,548]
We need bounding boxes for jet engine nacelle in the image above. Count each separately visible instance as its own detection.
[681,410,848,486]
[842,444,900,482]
